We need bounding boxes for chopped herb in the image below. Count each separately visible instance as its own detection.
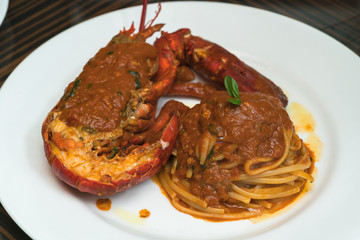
[202,146,214,171]
[117,91,123,96]
[107,51,114,55]
[202,163,207,171]
[62,78,81,100]
[81,126,96,134]
[87,83,92,89]
[107,147,118,159]
[134,78,141,89]
[207,146,214,160]
[207,123,221,135]
[224,75,241,105]
[128,70,141,89]
[128,70,140,78]
[120,111,126,117]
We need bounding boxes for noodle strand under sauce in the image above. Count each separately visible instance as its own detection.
[158,91,316,221]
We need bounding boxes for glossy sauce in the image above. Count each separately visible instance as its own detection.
[155,93,317,222]
[57,40,158,132]
[175,91,293,207]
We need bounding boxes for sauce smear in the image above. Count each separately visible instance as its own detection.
[288,102,323,160]
[288,102,315,132]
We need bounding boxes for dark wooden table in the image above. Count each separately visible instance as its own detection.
[0,0,359,239]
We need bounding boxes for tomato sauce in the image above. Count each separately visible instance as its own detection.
[57,40,158,132]
[174,91,293,206]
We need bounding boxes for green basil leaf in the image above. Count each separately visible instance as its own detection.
[231,79,240,99]
[224,75,241,105]
[224,76,234,97]
[227,98,242,105]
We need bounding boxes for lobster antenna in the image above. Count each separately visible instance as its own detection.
[139,0,148,31]
[145,3,161,29]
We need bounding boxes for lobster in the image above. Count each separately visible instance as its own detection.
[42,1,288,196]
[42,21,181,196]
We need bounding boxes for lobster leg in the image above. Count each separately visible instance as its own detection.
[167,82,217,99]
[130,100,189,145]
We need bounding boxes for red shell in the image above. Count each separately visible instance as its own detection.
[42,115,179,196]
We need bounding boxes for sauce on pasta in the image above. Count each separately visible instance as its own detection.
[158,91,315,221]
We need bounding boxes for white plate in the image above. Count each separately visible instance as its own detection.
[1,2,360,240]
[0,0,8,25]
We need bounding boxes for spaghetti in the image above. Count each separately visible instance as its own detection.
[159,91,314,221]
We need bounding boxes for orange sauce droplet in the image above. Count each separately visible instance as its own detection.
[139,209,151,218]
[96,198,112,211]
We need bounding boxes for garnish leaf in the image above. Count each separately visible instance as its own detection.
[224,76,241,105]
[227,98,242,105]
[231,78,239,99]
[107,147,118,159]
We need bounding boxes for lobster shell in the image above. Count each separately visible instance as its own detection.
[42,111,179,196]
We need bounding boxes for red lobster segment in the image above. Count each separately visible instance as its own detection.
[43,111,178,196]
[42,23,180,196]
[155,28,288,107]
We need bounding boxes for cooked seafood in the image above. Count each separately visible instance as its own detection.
[42,2,295,198]
[42,24,179,196]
